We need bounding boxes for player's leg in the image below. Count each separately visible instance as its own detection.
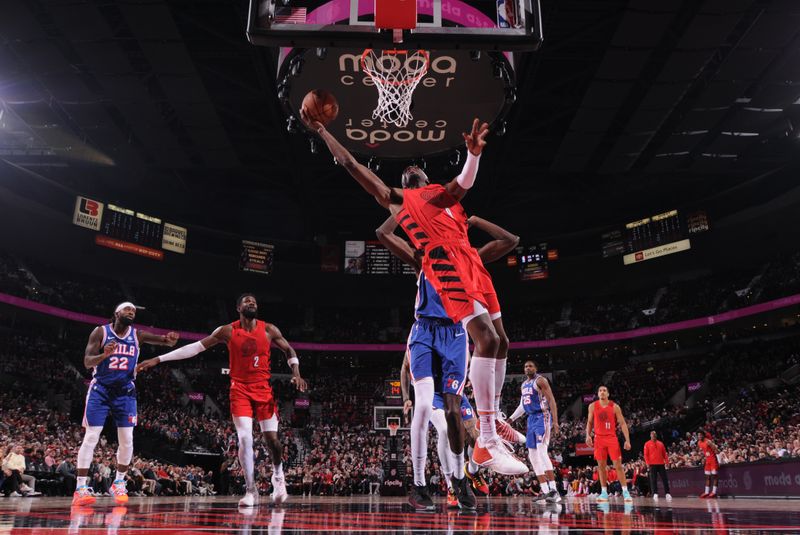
[230,381,259,506]
[462,415,489,495]
[649,466,658,497]
[75,384,110,505]
[710,472,719,497]
[596,454,609,501]
[430,407,457,507]
[407,326,436,509]
[464,312,526,475]
[489,302,508,418]
[109,387,136,504]
[608,438,631,501]
[254,383,286,505]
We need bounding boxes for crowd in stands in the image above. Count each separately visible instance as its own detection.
[2,248,800,345]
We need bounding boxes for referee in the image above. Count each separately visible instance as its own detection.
[643,431,672,500]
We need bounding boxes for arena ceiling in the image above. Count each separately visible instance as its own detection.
[2,0,800,250]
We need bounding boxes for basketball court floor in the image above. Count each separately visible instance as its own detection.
[3,496,800,533]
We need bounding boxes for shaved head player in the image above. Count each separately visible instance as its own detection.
[304,109,526,476]
[136,293,306,507]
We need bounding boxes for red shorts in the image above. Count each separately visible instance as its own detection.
[230,380,277,421]
[594,436,622,462]
[704,459,719,473]
[423,244,498,323]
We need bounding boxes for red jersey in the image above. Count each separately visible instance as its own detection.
[644,440,668,465]
[699,439,718,466]
[592,400,617,438]
[227,320,272,383]
[396,184,469,250]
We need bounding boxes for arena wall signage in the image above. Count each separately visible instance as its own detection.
[668,460,800,497]
[72,196,104,231]
[162,223,188,254]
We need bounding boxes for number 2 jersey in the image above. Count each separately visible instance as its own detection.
[93,324,139,387]
[227,319,272,383]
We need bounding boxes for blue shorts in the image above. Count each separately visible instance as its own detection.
[526,413,550,449]
[432,392,474,421]
[408,318,468,396]
[83,381,137,428]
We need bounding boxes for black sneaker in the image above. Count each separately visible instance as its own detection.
[452,476,476,511]
[408,485,435,511]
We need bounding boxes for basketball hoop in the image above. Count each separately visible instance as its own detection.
[361,49,429,128]
[387,421,400,437]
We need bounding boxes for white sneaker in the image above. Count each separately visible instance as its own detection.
[653,494,659,500]
[272,476,288,505]
[9,492,21,497]
[666,493,672,501]
[238,489,259,508]
[19,484,32,493]
[472,438,528,475]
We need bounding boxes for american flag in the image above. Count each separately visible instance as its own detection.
[274,6,307,24]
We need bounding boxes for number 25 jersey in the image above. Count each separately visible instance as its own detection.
[227,320,272,383]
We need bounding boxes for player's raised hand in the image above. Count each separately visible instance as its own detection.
[291,375,307,393]
[135,358,159,373]
[102,341,117,359]
[462,118,489,156]
[165,332,179,347]
[299,107,324,133]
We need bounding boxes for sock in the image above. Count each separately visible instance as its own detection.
[452,451,465,479]
[547,481,556,492]
[494,358,507,415]
[273,463,284,479]
[469,356,497,443]
[712,485,717,493]
[704,486,710,494]
[467,446,479,473]
[445,475,454,491]
[601,486,607,494]
[77,476,88,488]
[115,471,126,482]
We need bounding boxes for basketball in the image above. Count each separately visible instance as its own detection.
[302,89,339,126]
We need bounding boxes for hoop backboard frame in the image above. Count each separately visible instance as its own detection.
[247,0,543,51]
[374,405,411,430]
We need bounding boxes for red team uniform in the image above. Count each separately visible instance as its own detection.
[227,319,276,421]
[699,437,719,474]
[592,400,622,462]
[396,184,500,322]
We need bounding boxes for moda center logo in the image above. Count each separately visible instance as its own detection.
[72,196,104,231]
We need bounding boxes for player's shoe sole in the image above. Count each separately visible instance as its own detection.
[71,493,96,507]
[472,439,528,475]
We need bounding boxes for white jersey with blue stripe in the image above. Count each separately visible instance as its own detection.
[414,271,452,322]
[93,324,139,387]
[521,374,550,417]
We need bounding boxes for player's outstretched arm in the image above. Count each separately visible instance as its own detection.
[615,404,631,450]
[84,327,117,369]
[137,330,180,347]
[536,376,559,438]
[266,324,307,392]
[376,215,420,272]
[469,215,520,264]
[509,399,525,422]
[135,326,229,373]
[400,353,413,425]
[301,109,402,209]
[585,403,594,447]
[445,118,489,201]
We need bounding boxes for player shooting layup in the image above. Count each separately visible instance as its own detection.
[73,302,179,506]
[304,109,526,476]
[136,293,306,507]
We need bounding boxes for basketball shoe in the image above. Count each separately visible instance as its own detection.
[110,479,128,504]
[409,485,435,511]
[471,437,528,475]
[452,476,477,511]
[475,416,526,445]
[463,464,489,495]
[446,488,459,509]
[72,485,96,506]
[239,487,259,507]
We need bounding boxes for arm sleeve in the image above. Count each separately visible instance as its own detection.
[510,400,525,422]
[157,341,206,363]
[455,151,480,189]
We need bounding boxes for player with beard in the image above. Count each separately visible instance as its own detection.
[136,294,306,507]
[73,302,179,506]
[306,109,526,476]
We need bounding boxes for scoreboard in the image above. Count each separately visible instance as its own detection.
[345,240,415,275]
[507,243,555,281]
[601,209,709,265]
[73,196,188,260]
[384,379,403,406]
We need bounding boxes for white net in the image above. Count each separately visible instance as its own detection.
[361,49,429,128]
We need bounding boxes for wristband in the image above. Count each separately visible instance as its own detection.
[287,357,299,367]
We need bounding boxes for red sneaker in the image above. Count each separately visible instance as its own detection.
[707,492,717,498]
[446,489,459,509]
[464,464,490,496]
[699,492,710,499]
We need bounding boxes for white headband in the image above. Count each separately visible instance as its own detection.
[115,302,137,314]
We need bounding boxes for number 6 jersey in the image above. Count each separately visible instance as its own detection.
[94,324,139,387]
[227,320,272,383]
